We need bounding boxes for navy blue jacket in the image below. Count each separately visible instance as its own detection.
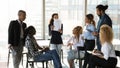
[97,13,112,33]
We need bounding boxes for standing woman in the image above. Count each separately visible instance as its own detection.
[93,4,112,51]
[48,13,63,57]
[83,14,96,68]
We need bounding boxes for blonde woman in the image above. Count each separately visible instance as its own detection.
[67,26,84,68]
[88,25,117,68]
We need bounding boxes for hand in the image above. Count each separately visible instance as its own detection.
[92,49,103,55]
[42,47,49,52]
[67,43,73,46]
[93,49,100,53]
[58,29,63,33]
[92,32,98,36]
[51,26,54,30]
[8,44,13,49]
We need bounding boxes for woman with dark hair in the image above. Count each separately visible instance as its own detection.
[93,4,112,51]
[25,26,62,68]
[48,13,63,57]
[83,14,96,68]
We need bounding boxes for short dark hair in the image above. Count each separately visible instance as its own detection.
[18,10,26,15]
[25,26,36,35]
[96,4,108,12]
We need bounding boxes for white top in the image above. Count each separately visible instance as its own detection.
[83,24,96,40]
[101,42,116,60]
[67,34,84,50]
[53,19,62,31]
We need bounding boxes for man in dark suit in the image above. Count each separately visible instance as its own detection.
[8,10,27,68]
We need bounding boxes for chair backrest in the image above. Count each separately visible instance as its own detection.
[115,50,120,57]
[77,46,85,51]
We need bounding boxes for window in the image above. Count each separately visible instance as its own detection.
[8,0,43,39]
[45,0,85,40]
[87,0,120,39]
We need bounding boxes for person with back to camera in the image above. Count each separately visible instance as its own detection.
[88,25,117,68]
[93,4,112,51]
[25,26,62,68]
[82,14,96,68]
[48,13,63,58]
[67,26,84,68]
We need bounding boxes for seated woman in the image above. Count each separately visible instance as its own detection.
[88,25,117,68]
[25,26,62,68]
[67,26,84,68]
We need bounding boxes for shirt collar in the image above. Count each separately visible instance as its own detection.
[17,19,23,24]
[99,13,105,19]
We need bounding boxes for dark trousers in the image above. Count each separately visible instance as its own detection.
[88,55,117,68]
[83,40,95,68]
[96,37,101,51]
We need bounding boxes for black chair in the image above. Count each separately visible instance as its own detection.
[7,49,11,68]
[60,49,64,62]
[26,53,48,68]
[96,50,120,68]
[77,46,85,68]
[115,50,120,57]
[115,50,120,68]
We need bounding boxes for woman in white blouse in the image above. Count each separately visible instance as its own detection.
[67,26,84,68]
[88,25,117,68]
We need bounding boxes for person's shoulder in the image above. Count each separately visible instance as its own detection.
[103,42,112,48]
[105,14,111,19]
[11,20,17,22]
[9,20,18,25]
[10,20,18,23]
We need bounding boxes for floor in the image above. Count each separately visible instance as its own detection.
[0,41,120,68]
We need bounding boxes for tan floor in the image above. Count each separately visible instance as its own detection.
[0,41,120,68]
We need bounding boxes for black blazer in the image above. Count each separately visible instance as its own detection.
[8,20,27,46]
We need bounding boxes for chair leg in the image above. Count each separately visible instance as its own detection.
[21,54,23,66]
[60,49,63,62]
[26,54,28,68]
[46,61,48,68]
[31,62,34,68]
[61,49,63,62]
[26,63,28,68]
[42,61,44,68]
[7,50,10,68]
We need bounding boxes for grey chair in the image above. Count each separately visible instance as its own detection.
[26,52,48,68]
[77,46,85,68]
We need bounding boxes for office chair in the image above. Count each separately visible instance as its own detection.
[115,50,120,68]
[77,46,85,68]
[26,53,48,68]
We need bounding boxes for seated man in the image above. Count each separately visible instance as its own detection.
[25,26,62,68]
